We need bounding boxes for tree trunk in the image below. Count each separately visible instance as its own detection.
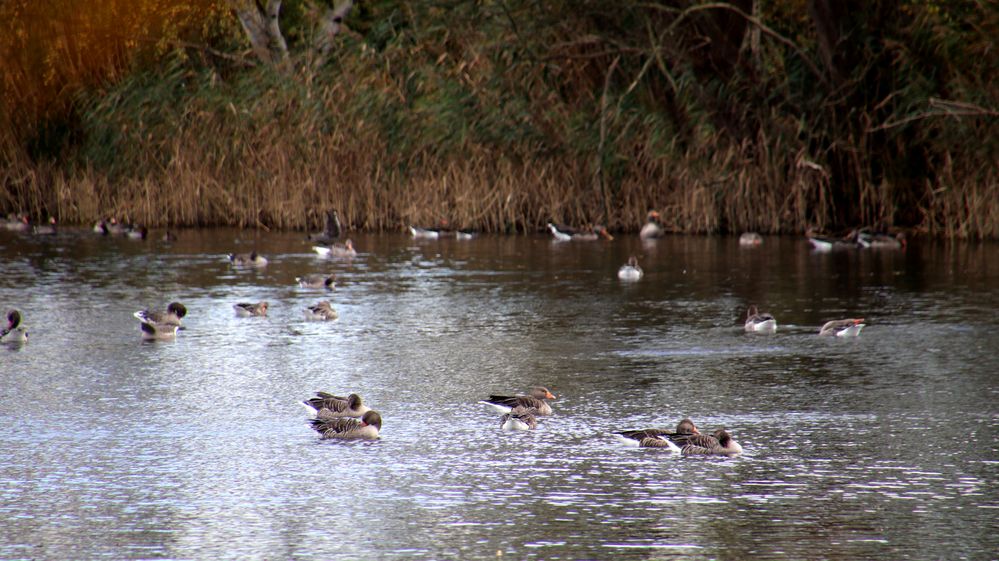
[230,0,289,68]
[313,0,354,66]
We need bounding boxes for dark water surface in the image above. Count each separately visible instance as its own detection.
[1,228,997,560]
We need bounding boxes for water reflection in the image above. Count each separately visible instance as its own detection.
[1,229,997,560]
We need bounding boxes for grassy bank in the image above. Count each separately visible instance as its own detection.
[2,1,997,237]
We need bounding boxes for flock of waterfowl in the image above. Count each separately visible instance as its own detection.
[2,208,904,452]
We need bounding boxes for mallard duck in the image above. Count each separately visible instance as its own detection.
[296,274,336,289]
[818,318,865,337]
[312,239,356,258]
[305,300,338,321]
[614,418,700,448]
[744,305,777,333]
[639,210,664,239]
[301,392,371,419]
[309,410,382,440]
[480,386,556,416]
[133,302,187,327]
[233,301,268,317]
[617,256,644,281]
[1,309,28,344]
[500,412,538,431]
[739,232,763,246]
[228,251,268,267]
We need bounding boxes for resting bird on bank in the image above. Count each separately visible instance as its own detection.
[744,305,777,333]
[480,386,557,416]
[309,410,382,440]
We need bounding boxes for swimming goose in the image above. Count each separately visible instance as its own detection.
[818,318,865,337]
[547,223,614,242]
[133,302,187,327]
[228,251,268,267]
[305,300,338,321]
[296,274,336,289]
[312,239,356,258]
[410,225,445,239]
[744,305,777,333]
[739,232,763,246]
[614,418,700,448]
[639,210,664,239]
[309,410,382,440]
[501,412,538,431]
[617,256,644,281]
[301,392,371,419]
[679,429,744,456]
[1,310,28,344]
[480,386,556,416]
[233,301,268,317]
[138,320,179,340]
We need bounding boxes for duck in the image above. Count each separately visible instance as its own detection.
[856,229,906,249]
[739,232,763,246]
[501,412,538,431]
[32,217,57,236]
[233,301,268,317]
[228,251,268,267]
[296,274,336,289]
[161,231,178,242]
[806,228,859,252]
[409,225,445,239]
[301,392,371,419]
[92,219,110,235]
[133,302,187,327]
[305,300,338,321]
[480,386,557,416]
[106,218,130,236]
[547,223,614,242]
[639,210,664,239]
[3,214,30,232]
[617,256,644,281]
[818,318,865,337]
[1,309,28,344]
[125,225,148,240]
[614,418,701,448]
[309,410,382,440]
[307,209,342,244]
[454,229,476,240]
[312,239,356,258]
[744,305,777,333]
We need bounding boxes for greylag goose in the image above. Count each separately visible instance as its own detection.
[228,251,268,267]
[744,305,777,333]
[305,301,338,321]
[819,318,865,337]
[233,301,268,317]
[302,392,371,419]
[309,410,382,440]
[480,387,556,416]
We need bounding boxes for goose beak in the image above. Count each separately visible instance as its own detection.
[545,391,556,400]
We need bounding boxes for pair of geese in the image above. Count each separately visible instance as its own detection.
[301,386,742,457]
[745,306,866,337]
[133,299,339,340]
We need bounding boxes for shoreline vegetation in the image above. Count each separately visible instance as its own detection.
[1,1,997,238]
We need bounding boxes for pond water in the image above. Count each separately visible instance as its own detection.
[1,228,997,560]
